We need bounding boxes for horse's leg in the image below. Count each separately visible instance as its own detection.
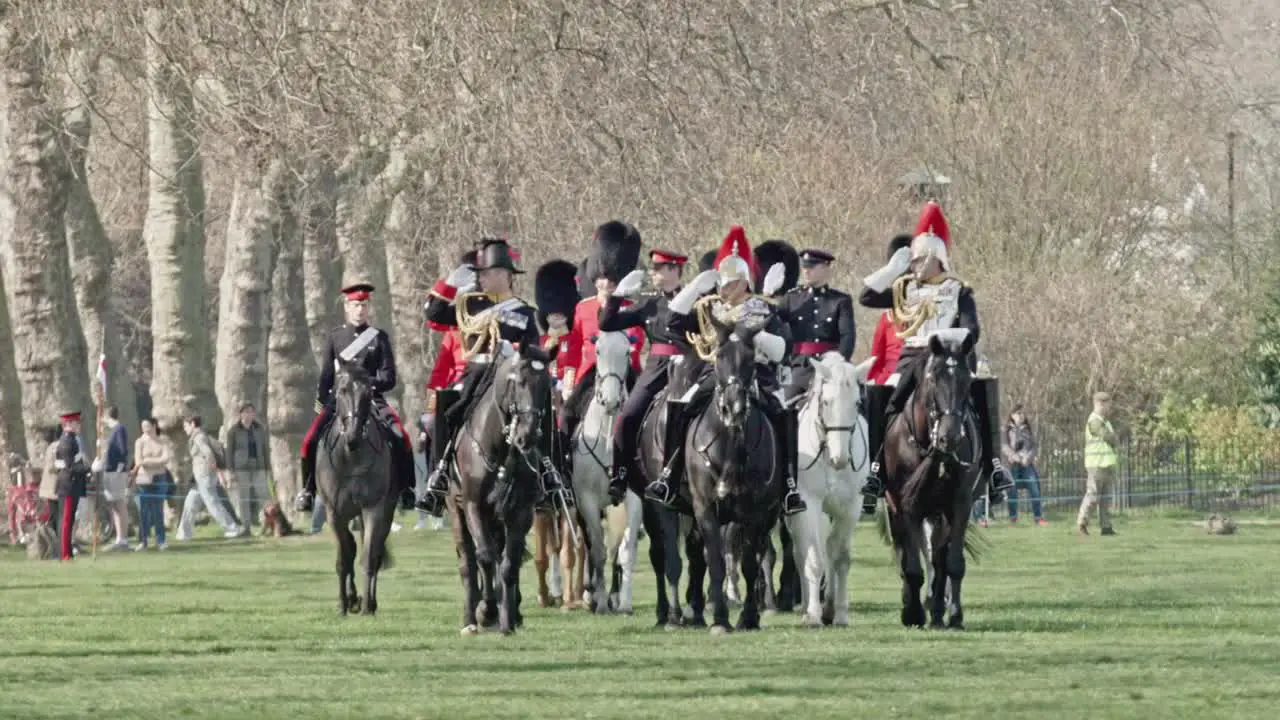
[927,518,950,629]
[723,524,742,608]
[333,512,358,616]
[571,515,587,606]
[889,508,926,628]
[658,506,685,628]
[578,492,610,614]
[736,525,763,631]
[450,499,481,633]
[788,501,826,627]
[360,501,396,616]
[776,520,799,613]
[479,519,503,628]
[685,522,707,627]
[761,529,780,613]
[532,511,553,607]
[946,503,969,630]
[615,491,643,615]
[699,508,731,633]
[642,501,671,627]
[497,513,528,635]
[825,503,856,627]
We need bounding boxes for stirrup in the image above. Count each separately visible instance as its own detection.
[644,479,676,506]
[862,465,886,498]
[540,457,575,509]
[782,488,806,516]
[294,490,315,513]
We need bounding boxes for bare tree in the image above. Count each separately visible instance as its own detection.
[0,273,25,466]
[266,190,313,509]
[0,22,93,454]
[301,163,343,363]
[141,7,220,459]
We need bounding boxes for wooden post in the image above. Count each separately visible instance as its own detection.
[92,327,105,560]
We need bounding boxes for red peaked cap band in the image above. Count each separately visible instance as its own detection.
[344,290,371,301]
[60,412,82,422]
[650,249,688,265]
[713,225,759,282]
[913,201,951,248]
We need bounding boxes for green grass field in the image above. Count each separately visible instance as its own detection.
[3,513,1278,719]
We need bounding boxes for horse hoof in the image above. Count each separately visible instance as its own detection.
[687,615,707,628]
[664,622,681,632]
[537,594,552,608]
[709,625,732,636]
[801,614,823,628]
[616,607,635,616]
[762,608,777,618]
[460,624,479,636]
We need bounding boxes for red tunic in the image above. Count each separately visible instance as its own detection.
[562,296,644,382]
[426,329,467,390]
[540,333,571,380]
[868,311,904,385]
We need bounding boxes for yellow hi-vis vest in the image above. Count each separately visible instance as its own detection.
[1084,411,1118,469]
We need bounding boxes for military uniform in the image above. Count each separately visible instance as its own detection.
[858,202,1012,501]
[601,249,690,502]
[645,226,806,515]
[296,283,415,512]
[419,240,550,517]
[54,411,90,561]
[774,248,856,401]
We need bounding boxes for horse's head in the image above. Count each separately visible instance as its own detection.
[922,330,977,457]
[334,360,374,445]
[710,316,757,431]
[810,354,864,470]
[592,331,631,413]
[502,343,555,454]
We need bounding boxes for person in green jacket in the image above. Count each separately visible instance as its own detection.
[1077,392,1118,536]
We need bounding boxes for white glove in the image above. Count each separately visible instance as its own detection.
[613,269,646,298]
[455,282,476,295]
[853,356,876,383]
[761,263,786,296]
[670,270,719,314]
[561,380,574,402]
[445,265,476,289]
[753,331,786,364]
[91,457,104,473]
[863,247,912,292]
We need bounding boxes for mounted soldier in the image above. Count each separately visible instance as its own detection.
[645,225,807,516]
[418,237,570,517]
[764,242,856,402]
[861,234,914,514]
[601,246,690,504]
[296,283,416,513]
[858,202,1013,503]
[557,222,646,466]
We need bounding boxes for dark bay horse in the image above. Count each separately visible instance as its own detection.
[882,332,984,629]
[449,342,558,635]
[685,320,783,634]
[316,361,399,616]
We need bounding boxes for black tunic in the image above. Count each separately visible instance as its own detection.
[317,323,398,406]
[776,284,856,360]
[599,290,685,372]
[54,432,90,499]
[425,293,540,354]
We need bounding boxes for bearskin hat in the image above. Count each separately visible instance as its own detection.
[698,249,718,272]
[887,234,913,261]
[576,256,595,298]
[590,220,643,283]
[535,259,581,331]
[753,239,800,296]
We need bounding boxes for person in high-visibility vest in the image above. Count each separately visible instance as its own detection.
[1077,391,1118,535]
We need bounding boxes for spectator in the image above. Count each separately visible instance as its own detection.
[1004,404,1047,525]
[1077,392,1118,536]
[177,415,243,540]
[38,426,61,535]
[132,417,172,551]
[224,403,271,531]
[100,406,132,549]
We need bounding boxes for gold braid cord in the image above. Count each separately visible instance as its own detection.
[686,294,726,362]
[891,273,956,340]
[455,291,502,361]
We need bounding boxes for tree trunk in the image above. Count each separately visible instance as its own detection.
[0,24,93,456]
[62,44,139,449]
[0,272,26,472]
[302,162,342,364]
[214,159,285,434]
[141,7,220,469]
[267,187,313,511]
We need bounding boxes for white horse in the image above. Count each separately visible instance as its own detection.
[570,331,641,613]
[785,353,873,627]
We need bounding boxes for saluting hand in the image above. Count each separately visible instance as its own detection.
[613,269,646,298]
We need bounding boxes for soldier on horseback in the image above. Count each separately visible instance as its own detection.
[858,202,1013,503]
[418,238,571,517]
[601,246,690,504]
[557,222,645,477]
[767,243,856,400]
[296,283,416,513]
[645,226,807,516]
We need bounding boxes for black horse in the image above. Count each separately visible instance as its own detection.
[315,361,399,616]
[882,332,984,629]
[633,357,708,629]
[684,319,783,634]
[448,343,558,635]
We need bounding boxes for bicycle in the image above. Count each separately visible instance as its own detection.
[6,453,52,545]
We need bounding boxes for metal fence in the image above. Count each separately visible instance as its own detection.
[1004,433,1280,515]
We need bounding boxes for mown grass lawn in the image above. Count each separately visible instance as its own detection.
[2,513,1278,719]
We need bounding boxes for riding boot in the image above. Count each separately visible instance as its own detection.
[780,407,807,516]
[295,450,317,513]
[418,390,458,518]
[395,442,416,511]
[644,400,687,507]
[975,378,1013,504]
[861,385,894,514]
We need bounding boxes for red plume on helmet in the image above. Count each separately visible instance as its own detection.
[713,225,758,282]
[913,201,950,248]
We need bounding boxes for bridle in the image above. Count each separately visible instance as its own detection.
[916,354,972,468]
[800,374,865,472]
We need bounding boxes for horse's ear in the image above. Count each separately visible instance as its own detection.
[929,333,945,356]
